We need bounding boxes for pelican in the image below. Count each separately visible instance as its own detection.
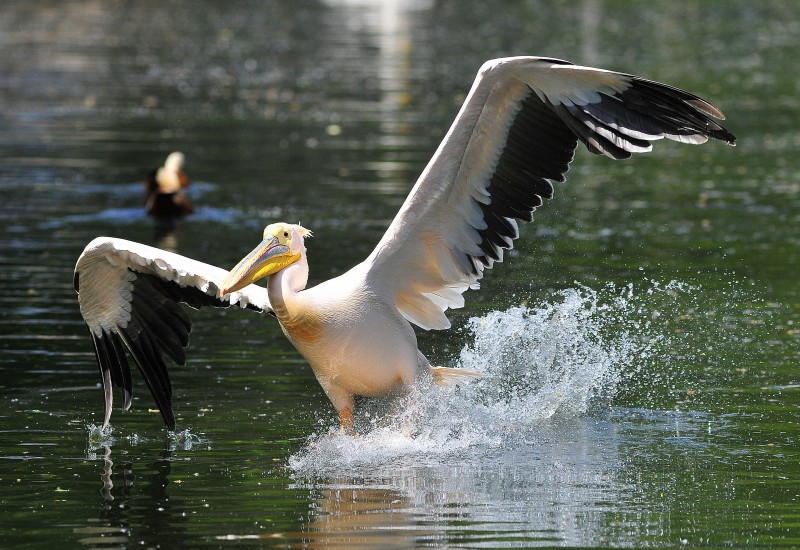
[145,151,194,218]
[75,57,735,431]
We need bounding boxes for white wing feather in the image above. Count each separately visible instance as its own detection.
[77,237,271,333]
[74,237,271,428]
[362,56,734,330]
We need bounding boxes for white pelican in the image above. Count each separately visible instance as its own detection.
[75,57,735,431]
[145,151,194,218]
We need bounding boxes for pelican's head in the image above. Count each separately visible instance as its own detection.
[220,223,311,296]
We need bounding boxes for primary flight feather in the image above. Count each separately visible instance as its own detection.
[74,57,735,431]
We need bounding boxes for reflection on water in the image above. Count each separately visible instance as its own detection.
[81,429,205,548]
[293,483,425,548]
[85,447,183,548]
[284,410,722,548]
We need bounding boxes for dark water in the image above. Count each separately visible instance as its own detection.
[2,1,799,547]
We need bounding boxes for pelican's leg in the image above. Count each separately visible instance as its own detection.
[339,406,354,433]
[323,384,356,434]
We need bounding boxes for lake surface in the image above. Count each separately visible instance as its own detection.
[1,1,799,547]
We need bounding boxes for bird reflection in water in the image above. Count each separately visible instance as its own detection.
[298,484,423,548]
[221,482,430,547]
[77,444,186,547]
[97,444,134,505]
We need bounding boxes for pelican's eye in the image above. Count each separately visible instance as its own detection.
[284,231,289,238]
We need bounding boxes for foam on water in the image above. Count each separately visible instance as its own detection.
[85,423,206,456]
[290,281,686,475]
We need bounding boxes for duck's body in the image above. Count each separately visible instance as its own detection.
[74,57,735,431]
[145,152,194,218]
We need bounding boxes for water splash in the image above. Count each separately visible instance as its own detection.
[460,285,634,419]
[290,281,686,475]
[85,423,206,455]
[167,428,206,451]
[87,423,116,452]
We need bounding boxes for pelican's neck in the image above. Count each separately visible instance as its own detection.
[267,254,309,318]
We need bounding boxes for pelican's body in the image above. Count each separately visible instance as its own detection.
[75,57,735,431]
[271,261,422,414]
[145,151,194,218]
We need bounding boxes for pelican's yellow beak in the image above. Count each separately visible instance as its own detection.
[220,229,300,296]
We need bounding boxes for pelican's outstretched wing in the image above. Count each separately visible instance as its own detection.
[365,56,735,330]
[74,237,271,429]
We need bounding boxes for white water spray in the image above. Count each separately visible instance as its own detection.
[290,281,687,474]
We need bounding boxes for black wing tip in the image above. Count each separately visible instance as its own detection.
[162,410,177,431]
[626,77,737,146]
[91,327,135,413]
[712,125,737,146]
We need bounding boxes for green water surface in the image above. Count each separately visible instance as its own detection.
[1,1,798,547]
